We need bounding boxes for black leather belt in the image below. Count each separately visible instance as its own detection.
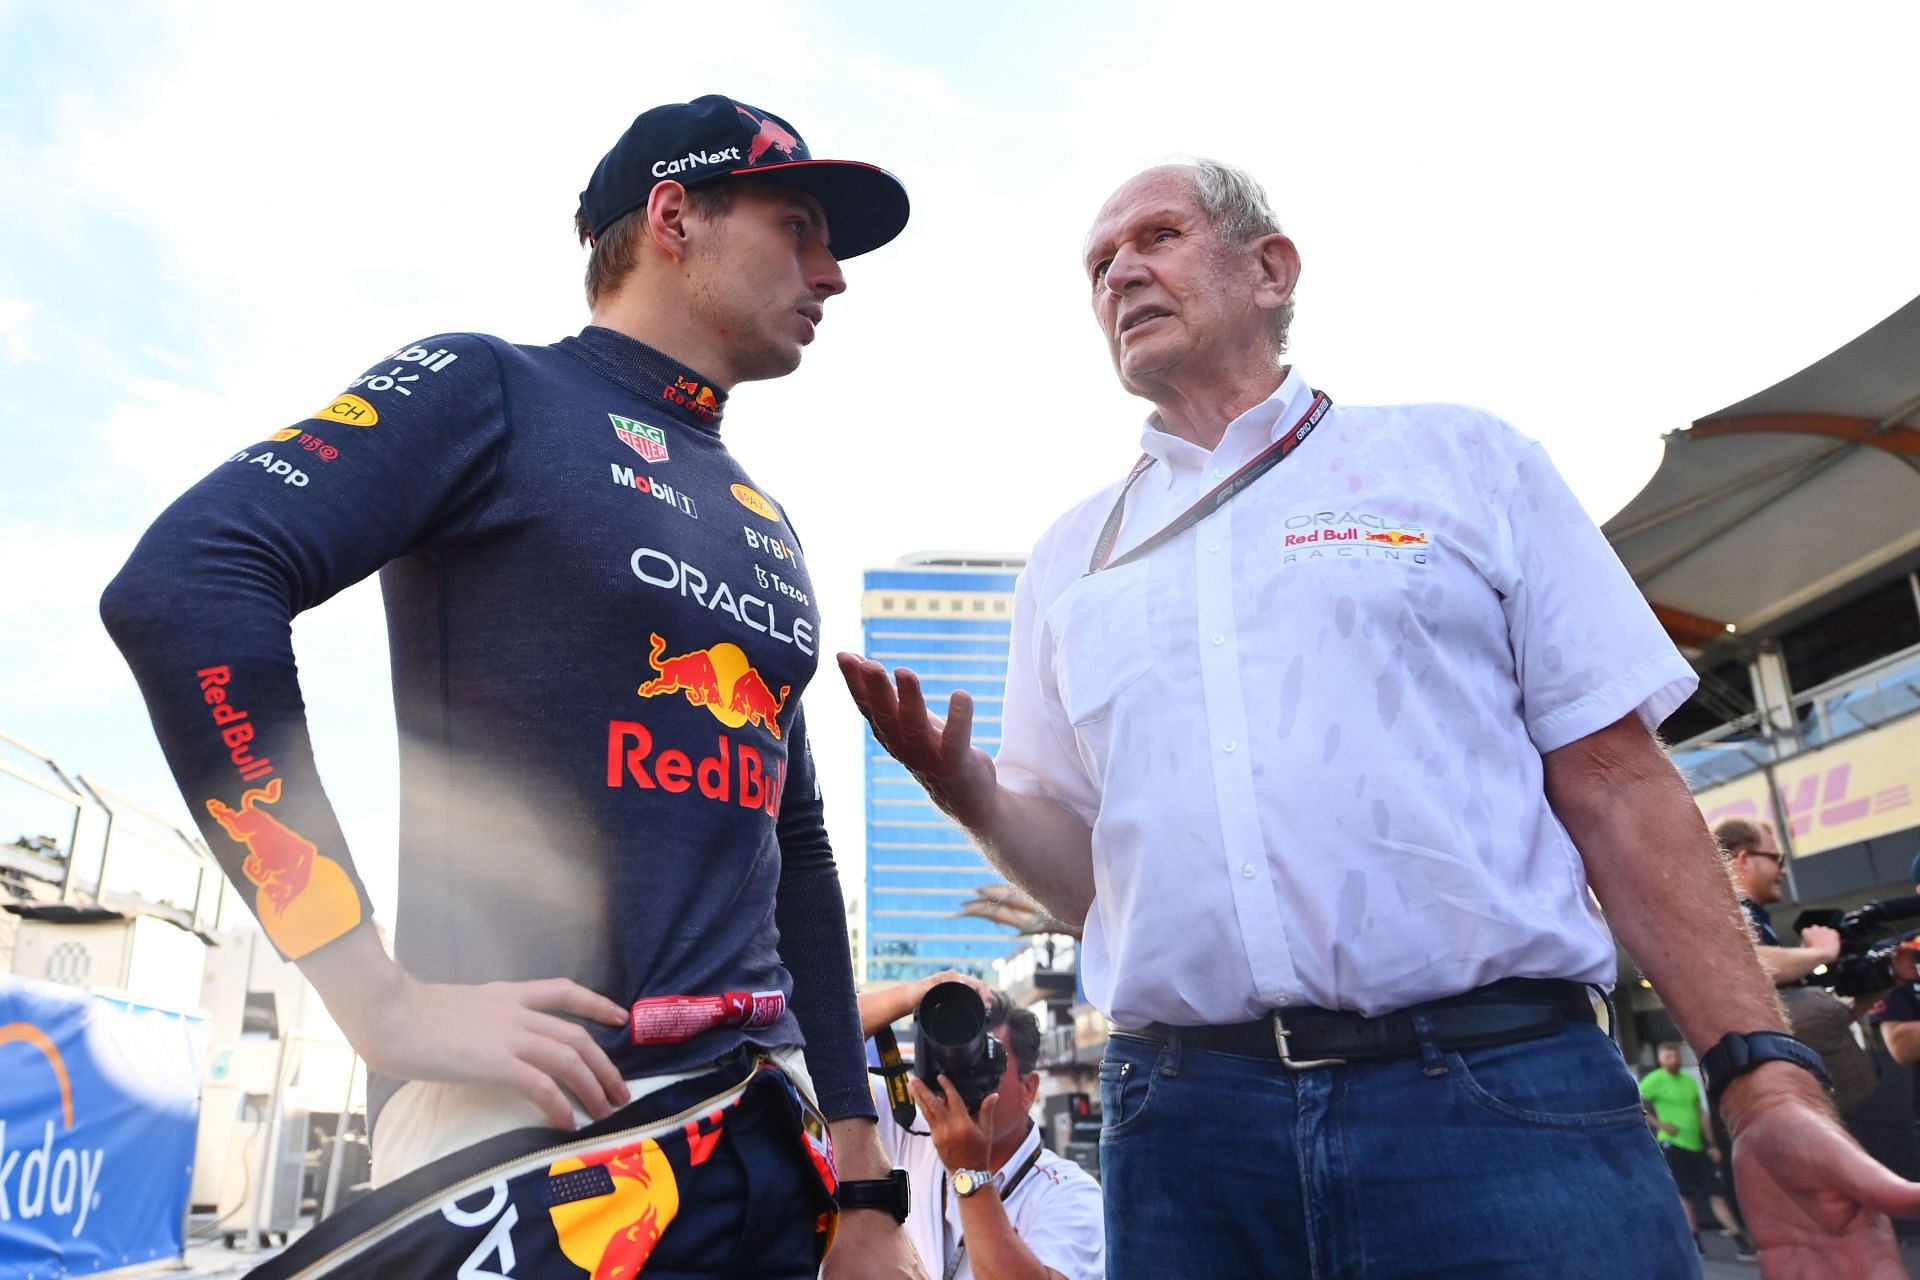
[1116,978,1599,1069]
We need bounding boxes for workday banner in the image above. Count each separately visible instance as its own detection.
[0,975,207,1277]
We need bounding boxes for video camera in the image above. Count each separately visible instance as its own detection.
[914,981,1008,1114]
[1793,895,1920,997]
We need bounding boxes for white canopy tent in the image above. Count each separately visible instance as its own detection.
[1604,295,1920,652]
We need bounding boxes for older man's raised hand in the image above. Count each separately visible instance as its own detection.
[837,655,998,829]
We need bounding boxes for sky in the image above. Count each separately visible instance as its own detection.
[4,0,1920,932]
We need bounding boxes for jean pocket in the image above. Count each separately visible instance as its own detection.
[1098,1036,1161,1139]
[1447,1027,1648,1130]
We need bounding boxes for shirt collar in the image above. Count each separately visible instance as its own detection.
[991,1121,1043,1183]
[1135,367,1311,485]
[558,325,729,434]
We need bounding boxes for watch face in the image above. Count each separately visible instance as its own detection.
[953,1171,977,1196]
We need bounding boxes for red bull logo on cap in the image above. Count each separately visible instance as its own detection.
[636,633,790,739]
[735,106,801,165]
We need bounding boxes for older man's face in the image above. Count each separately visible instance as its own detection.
[1083,166,1273,397]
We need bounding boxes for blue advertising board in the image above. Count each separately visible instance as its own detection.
[1,975,207,1278]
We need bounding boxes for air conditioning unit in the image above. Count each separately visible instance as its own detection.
[9,909,207,1009]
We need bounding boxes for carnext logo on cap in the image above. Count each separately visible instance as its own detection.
[653,146,742,177]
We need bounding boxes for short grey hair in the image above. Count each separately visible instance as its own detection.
[1186,158,1294,353]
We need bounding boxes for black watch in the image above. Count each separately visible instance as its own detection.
[1699,1031,1833,1105]
[838,1169,911,1223]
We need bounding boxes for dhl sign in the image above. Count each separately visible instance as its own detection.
[1692,713,1920,857]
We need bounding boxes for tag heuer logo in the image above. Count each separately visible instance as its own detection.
[610,413,669,463]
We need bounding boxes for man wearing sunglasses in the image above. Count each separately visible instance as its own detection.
[1717,818,1842,982]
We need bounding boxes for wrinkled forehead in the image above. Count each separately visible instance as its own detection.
[1084,165,1202,255]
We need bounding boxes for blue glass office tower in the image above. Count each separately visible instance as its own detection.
[861,554,1025,984]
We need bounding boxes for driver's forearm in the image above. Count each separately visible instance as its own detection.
[1754,944,1832,985]
[295,923,409,1064]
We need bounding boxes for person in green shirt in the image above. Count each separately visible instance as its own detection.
[1640,1042,1754,1259]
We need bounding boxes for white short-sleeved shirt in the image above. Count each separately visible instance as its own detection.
[871,1084,1104,1280]
[996,370,1696,1026]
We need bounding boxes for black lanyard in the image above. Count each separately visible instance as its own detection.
[939,1139,1046,1280]
[1086,390,1332,575]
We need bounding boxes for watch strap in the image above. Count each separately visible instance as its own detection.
[1700,1030,1833,1105]
[838,1169,911,1223]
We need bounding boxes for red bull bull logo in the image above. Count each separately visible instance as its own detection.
[637,634,790,739]
[1363,529,1430,547]
[206,778,362,958]
[545,1138,681,1279]
[735,106,801,164]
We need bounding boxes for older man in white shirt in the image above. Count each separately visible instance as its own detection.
[840,159,1920,1279]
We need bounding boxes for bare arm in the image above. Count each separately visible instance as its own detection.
[839,656,1096,923]
[1755,940,1838,986]
[1882,1021,1920,1067]
[859,971,996,1038]
[1544,713,1920,1275]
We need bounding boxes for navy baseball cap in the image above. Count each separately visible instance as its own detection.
[580,94,909,259]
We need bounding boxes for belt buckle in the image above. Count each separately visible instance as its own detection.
[1271,1009,1345,1070]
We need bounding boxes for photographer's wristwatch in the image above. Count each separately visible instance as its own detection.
[838,1169,910,1223]
[950,1167,996,1198]
[1700,1030,1833,1105]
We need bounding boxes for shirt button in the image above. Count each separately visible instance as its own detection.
[1221,739,1237,752]
[1207,541,1221,553]
[1210,633,1225,646]
[1277,995,1292,1007]
[1241,862,1255,879]
[1213,466,1228,479]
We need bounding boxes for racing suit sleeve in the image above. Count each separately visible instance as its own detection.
[773,703,877,1123]
[99,335,507,961]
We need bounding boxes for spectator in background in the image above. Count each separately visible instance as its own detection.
[1717,818,1841,981]
[859,972,1104,1280]
[1641,1042,1756,1260]
[1872,854,1920,1084]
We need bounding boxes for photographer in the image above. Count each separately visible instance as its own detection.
[1873,856,1920,1077]
[859,973,1103,1280]
[1717,818,1842,982]
[1718,817,1887,1119]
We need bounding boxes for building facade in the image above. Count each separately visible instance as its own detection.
[860,553,1025,985]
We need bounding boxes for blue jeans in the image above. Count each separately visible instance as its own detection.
[1099,1021,1698,1279]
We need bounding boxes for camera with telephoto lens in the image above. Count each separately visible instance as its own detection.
[1793,895,1920,997]
[914,981,1007,1114]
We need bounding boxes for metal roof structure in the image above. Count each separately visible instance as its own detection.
[1604,294,1920,651]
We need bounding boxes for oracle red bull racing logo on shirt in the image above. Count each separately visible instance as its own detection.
[1282,510,1432,566]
